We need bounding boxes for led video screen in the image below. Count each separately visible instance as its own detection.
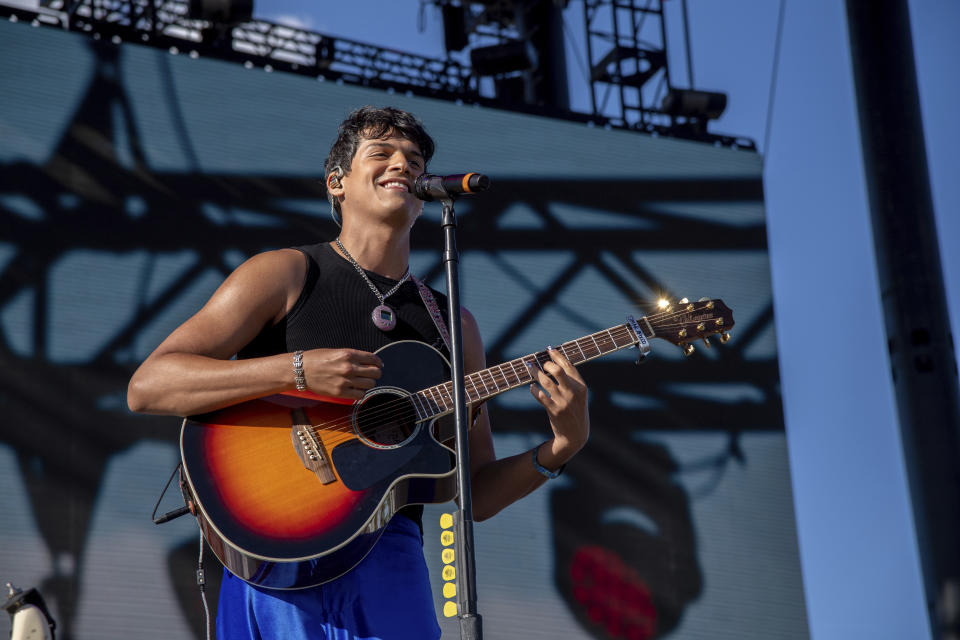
[0,20,807,640]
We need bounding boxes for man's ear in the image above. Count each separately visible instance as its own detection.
[327,166,345,195]
[327,175,344,196]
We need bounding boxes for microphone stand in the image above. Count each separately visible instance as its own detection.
[439,196,483,640]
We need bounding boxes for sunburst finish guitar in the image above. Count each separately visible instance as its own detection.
[179,298,734,589]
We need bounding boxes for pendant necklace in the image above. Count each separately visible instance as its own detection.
[335,238,410,331]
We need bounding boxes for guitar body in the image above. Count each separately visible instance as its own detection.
[180,340,458,590]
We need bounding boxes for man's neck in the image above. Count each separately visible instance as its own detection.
[334,224,411,280]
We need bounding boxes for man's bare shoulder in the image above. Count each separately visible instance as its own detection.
[221,247,308,317]
[220,248,303,291]
[234,247,306,280]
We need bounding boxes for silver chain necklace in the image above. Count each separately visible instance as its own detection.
[335,238,410,331]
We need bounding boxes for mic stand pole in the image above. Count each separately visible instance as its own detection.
[439,196,483,640]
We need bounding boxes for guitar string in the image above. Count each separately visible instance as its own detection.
[293,308,727,448]
[301,308,726,447]
[299,329,633,448]
[300,313,725,449]
[302,336,621,447]
[297,326,642,448]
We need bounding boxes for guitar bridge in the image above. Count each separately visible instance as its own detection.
[290,408,337,485]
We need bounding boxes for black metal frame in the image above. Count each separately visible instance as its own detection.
[582,0,671,129]
[1,0,753,149]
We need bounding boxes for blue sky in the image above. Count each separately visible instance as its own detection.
[262,1,958,637]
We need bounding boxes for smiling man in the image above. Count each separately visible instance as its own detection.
[127,106,591,640]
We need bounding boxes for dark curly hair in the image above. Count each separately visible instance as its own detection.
[324,106,436,223]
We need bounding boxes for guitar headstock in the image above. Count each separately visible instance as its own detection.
[646,298,734,355]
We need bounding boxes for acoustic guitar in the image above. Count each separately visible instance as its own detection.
[179,298,734,589]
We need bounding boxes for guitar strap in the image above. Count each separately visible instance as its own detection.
[411,275,451,354]
[411,275,485,424]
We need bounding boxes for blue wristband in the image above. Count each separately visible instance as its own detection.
[532,443,565,479]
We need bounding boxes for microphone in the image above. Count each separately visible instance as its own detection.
[413,173,490,201]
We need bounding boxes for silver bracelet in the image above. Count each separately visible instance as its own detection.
[293,350,307,391]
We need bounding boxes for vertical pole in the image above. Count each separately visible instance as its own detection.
[521,0,570,110]
[440,199,483,640]
[583,0,599,118]
[680,0,694,87]
[657,1,672,125]
[844,2,960,638]
[610,0,626,123]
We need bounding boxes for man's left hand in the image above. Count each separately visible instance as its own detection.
[527,347,591,460]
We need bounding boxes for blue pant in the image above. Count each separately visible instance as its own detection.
[216,517,441,640]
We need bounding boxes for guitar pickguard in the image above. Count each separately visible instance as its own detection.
[331,424,452,491]
[332,341,456,491]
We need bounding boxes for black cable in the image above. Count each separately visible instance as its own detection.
[151,462,190,524]
[561,12,592,89]
[197,530,211,640]
[763,0,788,159]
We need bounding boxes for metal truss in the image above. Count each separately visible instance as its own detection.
[5,0,474,97]
[425,0,755,148]
[582,0,672,129]
[1,0,752,148]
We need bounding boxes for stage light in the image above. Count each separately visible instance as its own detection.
[470,40,537,76]
[660,88,727,120]
[188,0,253,23]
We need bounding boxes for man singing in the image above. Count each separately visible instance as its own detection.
[127,105,591,640]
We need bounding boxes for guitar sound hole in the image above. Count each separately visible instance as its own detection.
[355,390,419,448]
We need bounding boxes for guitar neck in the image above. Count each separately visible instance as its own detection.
[410,320,649,421]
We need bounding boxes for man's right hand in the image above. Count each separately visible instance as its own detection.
[301,348,383,400]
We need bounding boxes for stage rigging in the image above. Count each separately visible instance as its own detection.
[1,0,752,149]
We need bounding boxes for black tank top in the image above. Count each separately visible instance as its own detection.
[238,242,450,529]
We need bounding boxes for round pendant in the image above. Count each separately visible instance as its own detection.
[372,304,397,331]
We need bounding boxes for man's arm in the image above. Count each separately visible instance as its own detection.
[127,249,383,417]
[461,309,591,522]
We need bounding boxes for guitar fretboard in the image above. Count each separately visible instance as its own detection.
[409,322,644,420]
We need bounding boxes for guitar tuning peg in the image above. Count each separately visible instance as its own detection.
[702,337,711,349]
[679,297,689,305]
[682,343,695,357]
[720,331,731,344]
[698,297,709,302]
